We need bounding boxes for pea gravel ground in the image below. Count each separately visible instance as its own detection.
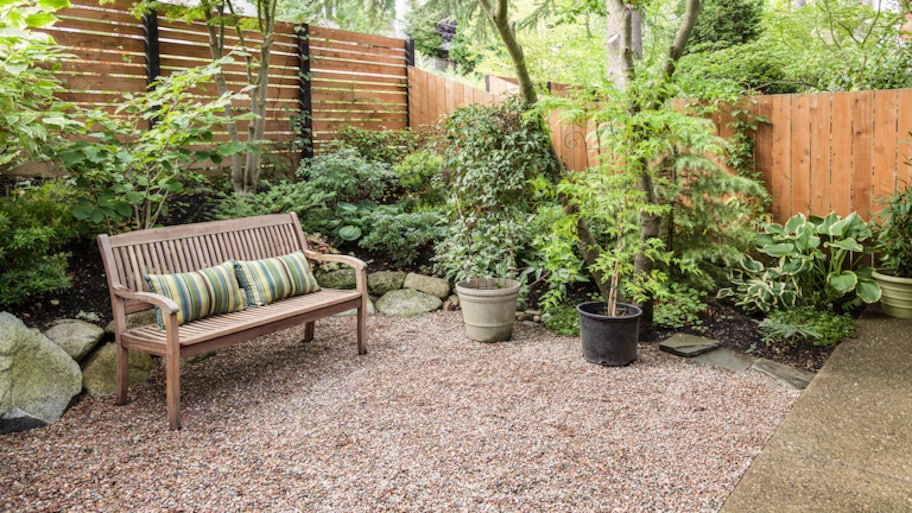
[1,312,800,513]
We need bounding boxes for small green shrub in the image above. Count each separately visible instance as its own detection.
[759,307,856,347]
[334,126,421,165]
[359,208,447,267]
[297,147,398,205]
[393,150,445,207]
[0,179,79,306]
[654,284,707,332]
[542,303,580,336]
[874,177,912,278]
[208,179,334,235]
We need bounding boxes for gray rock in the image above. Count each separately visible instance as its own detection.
[0,312,82,433]
[375,289,443,317]
[751,358,816,390]
[403,273,451,299]
[691,347,757,372]
[81,343,154,397]
[659,334,721,357]
[45,319,105,362]
[368,271,407,295]
[317,269,357,290]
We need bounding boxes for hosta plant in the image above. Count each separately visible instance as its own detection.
[719,212,881,314]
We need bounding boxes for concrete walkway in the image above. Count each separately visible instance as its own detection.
[721,306,912,512]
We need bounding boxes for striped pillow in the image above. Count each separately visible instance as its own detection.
[144,261,245,329]
[232,251,320,307]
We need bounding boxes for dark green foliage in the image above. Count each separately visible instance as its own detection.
[654,284,707,332]
[393,150,445,207]
[208,179,334,235]
[760,307,856,347]
[405,9,446,58]
[334,126,421,166]
[687,0,763,52]
[875,177,912,278]
[297,147,398,205]
[434,95,557,282]
[542,303,580,337]
[359,208,447,267]
[0,179,79,306]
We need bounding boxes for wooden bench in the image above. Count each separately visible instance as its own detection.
[97,213,368,430]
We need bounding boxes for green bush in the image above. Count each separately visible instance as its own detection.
[393,150,445,207]
[334,126,422,166]
[209,179,334,235]
[542,303,580,337]
[297,147,398,206]
[360,208,447,267]
[654,284,707,332]
[0,179,79,306]
[759,307,856,347]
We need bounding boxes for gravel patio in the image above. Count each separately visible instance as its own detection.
[1,311,799,512]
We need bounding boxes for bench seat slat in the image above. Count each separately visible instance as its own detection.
[122,289,361,351]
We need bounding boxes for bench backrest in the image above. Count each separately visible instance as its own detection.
[97,213,309,314]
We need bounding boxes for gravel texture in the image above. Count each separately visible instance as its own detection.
[1,312,799,512]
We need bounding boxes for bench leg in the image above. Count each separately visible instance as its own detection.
[303,321,315,343]
[166,351,182,430]
[357,303,367,355]
[115,341,129,405]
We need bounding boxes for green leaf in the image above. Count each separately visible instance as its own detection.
[24,12,58,28]
[759,242,794,257]
[855,279,882,304]
[826,238,863,253]
[827,271,858,294]
[338,225,361,241]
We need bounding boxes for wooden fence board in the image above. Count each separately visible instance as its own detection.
[899,90,912,187]
[853,91,875,216]
[809,93,832,215]
[789,94,811,217]
[830,92,854,217]
[873,90,899,211]
[769,95,792,222]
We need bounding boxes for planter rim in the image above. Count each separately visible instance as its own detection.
[576,301,642,320]
[455,278,521,292]
[872,269,912,284]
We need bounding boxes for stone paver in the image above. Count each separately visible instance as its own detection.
[659,333,721,356]
[751,357,815,390]
[690,347,757,372]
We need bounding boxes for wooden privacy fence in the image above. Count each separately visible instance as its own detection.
[42,0,411,167]
[34,1,912,222]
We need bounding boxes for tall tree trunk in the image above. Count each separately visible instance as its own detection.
[477,0,537,105]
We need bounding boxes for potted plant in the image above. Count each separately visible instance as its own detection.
[544,168,671,365]
[873,177,912,319]
[434,97,557,342]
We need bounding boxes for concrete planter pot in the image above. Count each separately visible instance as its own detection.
[576,301,641,366]
[872,270,912,319]
[455,278,521,342]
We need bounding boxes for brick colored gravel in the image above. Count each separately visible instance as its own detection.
[1,312,799,512]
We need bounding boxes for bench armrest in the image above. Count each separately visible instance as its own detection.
[303,251,367,271]
[112,285,180,313]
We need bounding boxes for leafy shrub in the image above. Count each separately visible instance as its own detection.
[59,60,250,232]
[393,150,445,207]
[874,177,912,278]
[208,179,334,234]
[297,147,398,205]
[359,208,447,267]
[654,284,707,332]
[334,126,421,166]
[719,212,881,314]
[759,307,856,347]
[541,303,580,337]
[434,95,557,283]
[0,179,79,306]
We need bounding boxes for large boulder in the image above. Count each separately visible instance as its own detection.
[375,289,443,317]
[45,319,105,362]
[368,271,407,296]
[0,312,82,433]
[403,273,451,299]
[81,343,154,397]
[317,269,357,290]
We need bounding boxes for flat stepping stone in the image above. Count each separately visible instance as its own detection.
[751,358,816,390]
[691,347,757,372]
[659,334,721,357]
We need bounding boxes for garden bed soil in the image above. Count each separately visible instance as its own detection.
[9,237,834,373]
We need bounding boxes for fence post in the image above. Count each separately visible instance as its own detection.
[405,38,415,130]
[298,24,314,159]
[142,10,161,128]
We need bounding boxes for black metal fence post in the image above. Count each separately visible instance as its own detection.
[405,38,415,130]
[142,10,161,128]
[298,23,314,160]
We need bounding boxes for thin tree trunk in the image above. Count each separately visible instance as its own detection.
[477,0,537,105]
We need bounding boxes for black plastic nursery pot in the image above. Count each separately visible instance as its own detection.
[576,301,642,366]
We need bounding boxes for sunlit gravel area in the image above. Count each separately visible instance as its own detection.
[1,311,799,512]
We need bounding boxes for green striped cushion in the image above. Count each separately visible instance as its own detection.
[232,251,320,306]
[144,261,245,328]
